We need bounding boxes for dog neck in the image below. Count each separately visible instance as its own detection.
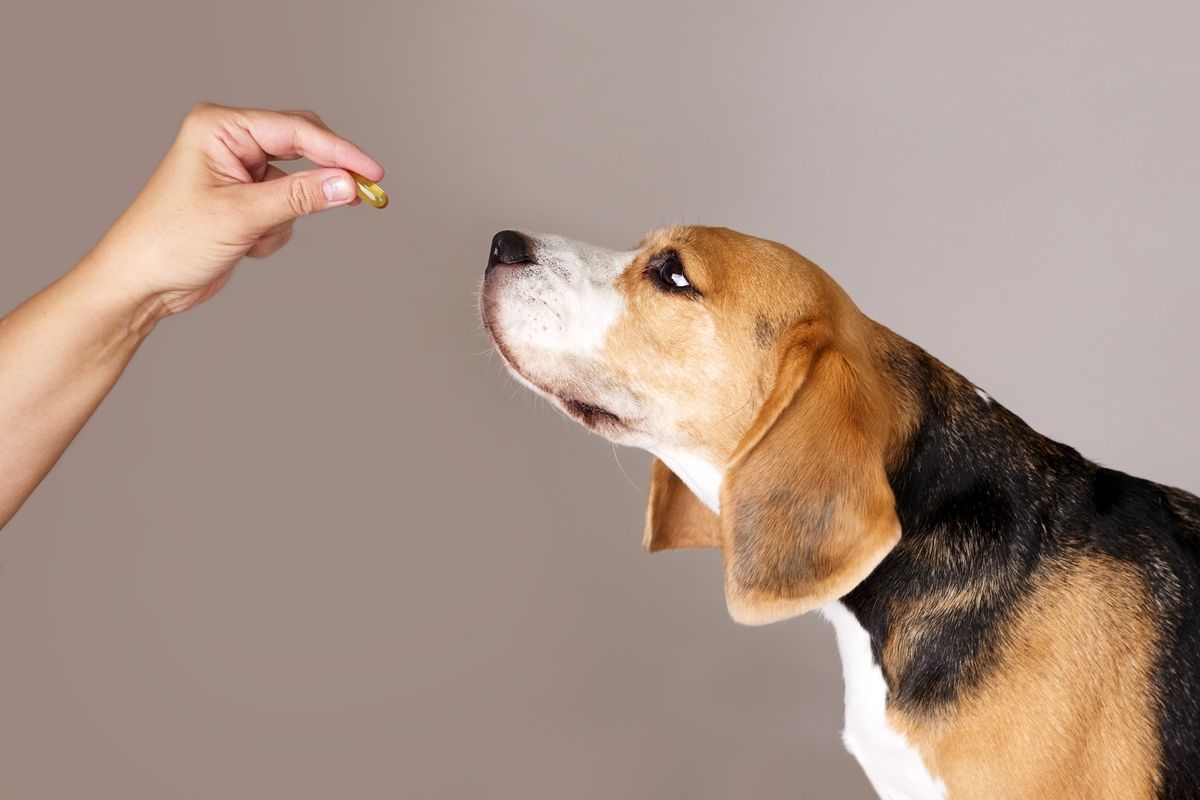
[652,324,1092,719]
[845,327,1092,713]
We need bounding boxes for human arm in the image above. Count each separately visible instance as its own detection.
[0,103,384,526]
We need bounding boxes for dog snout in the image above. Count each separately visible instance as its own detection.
[487,230,535,271]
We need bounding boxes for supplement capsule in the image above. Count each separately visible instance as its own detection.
[348,171,388,209]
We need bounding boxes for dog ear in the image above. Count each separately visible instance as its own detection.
[644,459,721,552]
[719,321,900,625]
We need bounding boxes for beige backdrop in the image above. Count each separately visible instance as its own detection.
[2,1,1198,798]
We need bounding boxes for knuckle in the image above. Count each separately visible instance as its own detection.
[183,102,217,127]
[281,109,320,126]
[285,179,320,217]
[180,102,234,138]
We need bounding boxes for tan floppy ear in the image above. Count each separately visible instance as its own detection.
[644,459,721,552]
[720,321,900,625]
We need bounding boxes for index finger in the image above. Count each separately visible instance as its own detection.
[238,108,385,181]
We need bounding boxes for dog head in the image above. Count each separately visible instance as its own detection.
[480,226,901,624]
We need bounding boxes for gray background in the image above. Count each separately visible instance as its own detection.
[2,1,1197,798]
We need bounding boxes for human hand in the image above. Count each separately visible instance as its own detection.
[82,103,384,317]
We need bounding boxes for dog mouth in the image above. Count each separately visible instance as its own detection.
[480,277,627,433]
[481,313,625,431]
[560,397,623,429]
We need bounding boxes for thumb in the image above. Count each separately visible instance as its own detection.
[242,167,356,230]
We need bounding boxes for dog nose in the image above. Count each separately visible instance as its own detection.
[487,230,534,270]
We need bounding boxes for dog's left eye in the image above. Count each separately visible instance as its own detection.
[649,252,695,293]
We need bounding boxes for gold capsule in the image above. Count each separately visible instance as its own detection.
[348,170,388,209]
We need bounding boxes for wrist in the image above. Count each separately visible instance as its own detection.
[67,251,171,343]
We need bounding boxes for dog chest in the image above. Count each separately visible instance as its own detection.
[820,602,947,800]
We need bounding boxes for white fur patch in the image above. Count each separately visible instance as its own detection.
[559,278,626,354]
[821,602,947,800]
[492,232,633,360]
[652,449,723,513]
[975,387,992,405]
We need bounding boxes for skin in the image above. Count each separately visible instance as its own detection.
[0,103,384,528]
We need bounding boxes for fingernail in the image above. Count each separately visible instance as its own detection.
[323,175,353,203]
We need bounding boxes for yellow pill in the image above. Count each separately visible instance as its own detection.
[348,171,388,209]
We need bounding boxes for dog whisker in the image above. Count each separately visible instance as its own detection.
[611,442,642,496]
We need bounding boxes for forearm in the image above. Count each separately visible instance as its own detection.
[0,255,166,526]
[0,105,382,527]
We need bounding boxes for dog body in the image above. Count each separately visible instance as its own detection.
[480,226,1200,799]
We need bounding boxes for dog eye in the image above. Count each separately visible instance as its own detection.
[649,252,695,293]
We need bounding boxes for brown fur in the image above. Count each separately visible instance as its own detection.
[623,228,903,623]
[630,228,1167,792]
[718,319,901,624]
[485,224,1177,795]
[891,557,1160,799]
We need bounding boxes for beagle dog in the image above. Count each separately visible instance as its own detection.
[479,226,1200,799]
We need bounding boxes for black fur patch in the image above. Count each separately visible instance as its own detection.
[839,332,1200,795]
